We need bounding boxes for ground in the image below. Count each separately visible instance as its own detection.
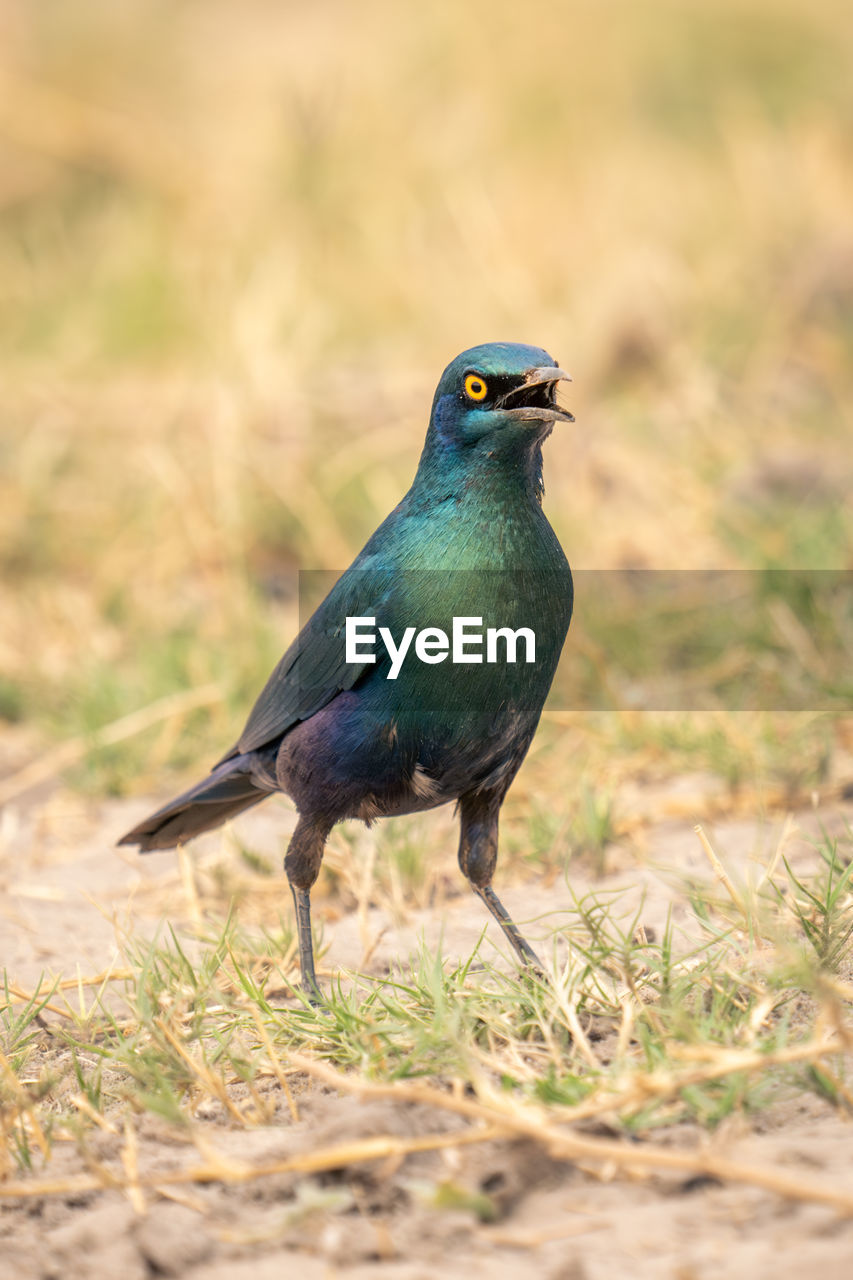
[3,761,853,1279]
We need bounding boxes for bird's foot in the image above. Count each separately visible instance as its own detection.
[299,980,325,1010]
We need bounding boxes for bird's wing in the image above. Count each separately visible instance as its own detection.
[222,567,394,759]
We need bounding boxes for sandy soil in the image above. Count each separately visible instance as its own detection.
[3,771,853,1279]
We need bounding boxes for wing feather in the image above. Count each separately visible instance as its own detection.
[225,568,394,758]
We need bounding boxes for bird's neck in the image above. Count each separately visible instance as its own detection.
[410,435,546,512]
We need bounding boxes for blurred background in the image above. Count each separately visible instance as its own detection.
[1,0,851,817]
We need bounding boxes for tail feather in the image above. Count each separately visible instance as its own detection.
[118,752,277,852]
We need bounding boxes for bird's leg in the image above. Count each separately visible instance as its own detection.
[457,791,545,976]
[289,883,320,1002]
[284,814,334,1004]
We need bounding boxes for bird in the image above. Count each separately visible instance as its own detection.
[119,342,574,999]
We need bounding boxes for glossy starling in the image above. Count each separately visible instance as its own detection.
[119,343,574,997]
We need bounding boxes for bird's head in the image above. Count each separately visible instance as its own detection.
[429,342,574,456]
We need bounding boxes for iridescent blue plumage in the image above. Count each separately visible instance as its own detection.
[119,343,574,995]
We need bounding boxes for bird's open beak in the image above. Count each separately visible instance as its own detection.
[499,366,575,423]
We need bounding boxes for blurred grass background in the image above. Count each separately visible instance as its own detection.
[1,0,851,805]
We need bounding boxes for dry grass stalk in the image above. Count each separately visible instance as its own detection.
[120,1120,146,1215]
[153,1017,248,1126]
[151,1185,210,1214]
[248,1006,300,1123]
[356,835,378,963]
[285,1051,853,1215]
[5,982,73,1020]
[0,684,222,807]
[695,824,747,915]
[70,1094,118,1135]
[0,1125,506,1200]
[554,992,602,1073]
[0,1046,50,1161]
[177,845,203,930]
[756,812,797,890]
[481,1219,608,1248]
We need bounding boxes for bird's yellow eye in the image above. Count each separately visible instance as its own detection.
[464,373,488,402]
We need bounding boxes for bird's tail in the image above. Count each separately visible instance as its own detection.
[117,751,277,852]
